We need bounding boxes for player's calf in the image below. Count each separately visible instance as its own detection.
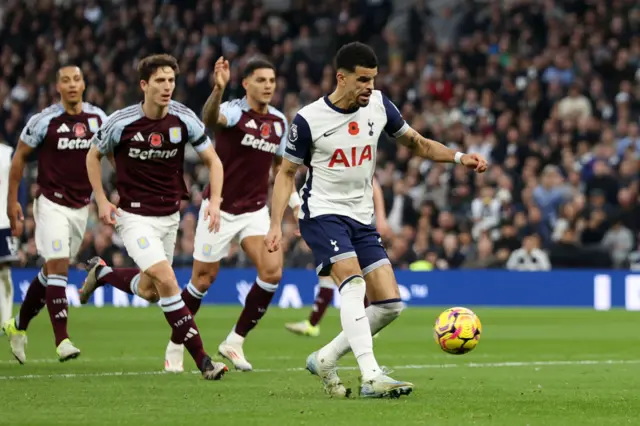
[220,238,281,371]
[164,261,218,373]
[80,257,159,304]
[147,260,227,379]
[183,260,220,316]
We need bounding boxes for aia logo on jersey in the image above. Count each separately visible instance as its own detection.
[348,121,359,136]
[73,123,87,138]
[328,146,372,168]
[260,123,271,139]
[148,132,164,147]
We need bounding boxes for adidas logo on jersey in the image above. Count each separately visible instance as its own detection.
[131,132,144,142]
[57,123,71,133]
[128,147,178,160]
[246,119,258,129]
[57,138,91,150]
[240,133,278,154]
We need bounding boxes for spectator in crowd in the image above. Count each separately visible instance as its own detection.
[506,234,551,271]
[0,0,638,271]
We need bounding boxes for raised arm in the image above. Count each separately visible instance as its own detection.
[380,92,487,172]
[202,56,230,131]
[396,128,485,171]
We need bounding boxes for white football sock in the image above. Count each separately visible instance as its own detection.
[335,275,380,381]
[318,299,404,370]
[0,267,13,324]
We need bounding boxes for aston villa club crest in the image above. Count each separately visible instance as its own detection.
[73,123,87,138]
[149,132,164,147]
[260,123,271,139]
[274,122,283,137]
[88,118,99,133]
[169,127,182,143]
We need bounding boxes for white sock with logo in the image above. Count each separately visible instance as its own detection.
[335,275,380,381]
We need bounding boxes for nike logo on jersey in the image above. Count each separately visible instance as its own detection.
[323,128,340,137]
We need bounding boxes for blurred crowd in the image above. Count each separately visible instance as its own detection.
[1,0,639,271]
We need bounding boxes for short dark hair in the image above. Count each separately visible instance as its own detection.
[56,65,83,81]
[137,54,180,82]
[243,59,276,79]
[335,42,378,72]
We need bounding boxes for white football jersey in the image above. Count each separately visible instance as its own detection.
[0,144,13,229]
[285,90,409,225]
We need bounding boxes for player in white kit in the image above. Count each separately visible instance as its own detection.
[0,143,19,325]
[265,42,487,398]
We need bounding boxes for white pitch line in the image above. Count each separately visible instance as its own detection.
[1,359,639,381]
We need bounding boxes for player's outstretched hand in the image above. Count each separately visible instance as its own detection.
[204,200,221,233]
[214,56,230,89]
[98,200,120,225]
[264,226,283,253]
[8,202,24,237]
[460,153,488,173]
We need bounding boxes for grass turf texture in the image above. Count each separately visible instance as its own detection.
[1,307,638,425]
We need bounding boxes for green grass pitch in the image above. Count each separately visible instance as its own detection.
[1,306,639,425]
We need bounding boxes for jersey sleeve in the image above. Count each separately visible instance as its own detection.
[179,108,212,153]
[219,101,243,127]
[95,107,108,123]
[275,119,289,157]
[284,114,312,165]
[20,112,52,148]
[91,113,125,154]
[381,93,409,138]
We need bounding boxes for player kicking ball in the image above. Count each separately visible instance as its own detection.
[265,42,487,398]
[161,58,300,372]
[84,54,227,380]
[284,178,390,337]
[2,65,107,363]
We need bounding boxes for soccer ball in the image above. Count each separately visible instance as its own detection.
[433,307,482,355]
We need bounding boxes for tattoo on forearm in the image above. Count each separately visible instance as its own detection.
[203,87,223,128]
[405,130,432,157]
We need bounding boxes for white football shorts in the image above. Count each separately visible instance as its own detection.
[115,209,180,271]
[34,195,89,261]
[193,200,270,263]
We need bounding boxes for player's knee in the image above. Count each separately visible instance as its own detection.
[192,262,219,292]
[377,301,404,321]
[45,258,69,276]
[258,265,282,284]
[139,286,160,303]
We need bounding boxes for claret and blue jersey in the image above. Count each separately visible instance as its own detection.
[284,90,409,275]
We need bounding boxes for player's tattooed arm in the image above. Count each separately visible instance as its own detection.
[396,127,449,161]
[202,56,230,131]
[397,127,488,172]
[202,85,226,130]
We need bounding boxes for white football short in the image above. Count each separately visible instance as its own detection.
[193,200,270,263]
[115,209,180,272]
[34,195,89,262]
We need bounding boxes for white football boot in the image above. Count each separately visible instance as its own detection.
[56,338,81,362]
[2,318,27,364]
[164,341,184,373]
[360,369,413,398]
[218,340,253,371]
[305,351,351,397]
